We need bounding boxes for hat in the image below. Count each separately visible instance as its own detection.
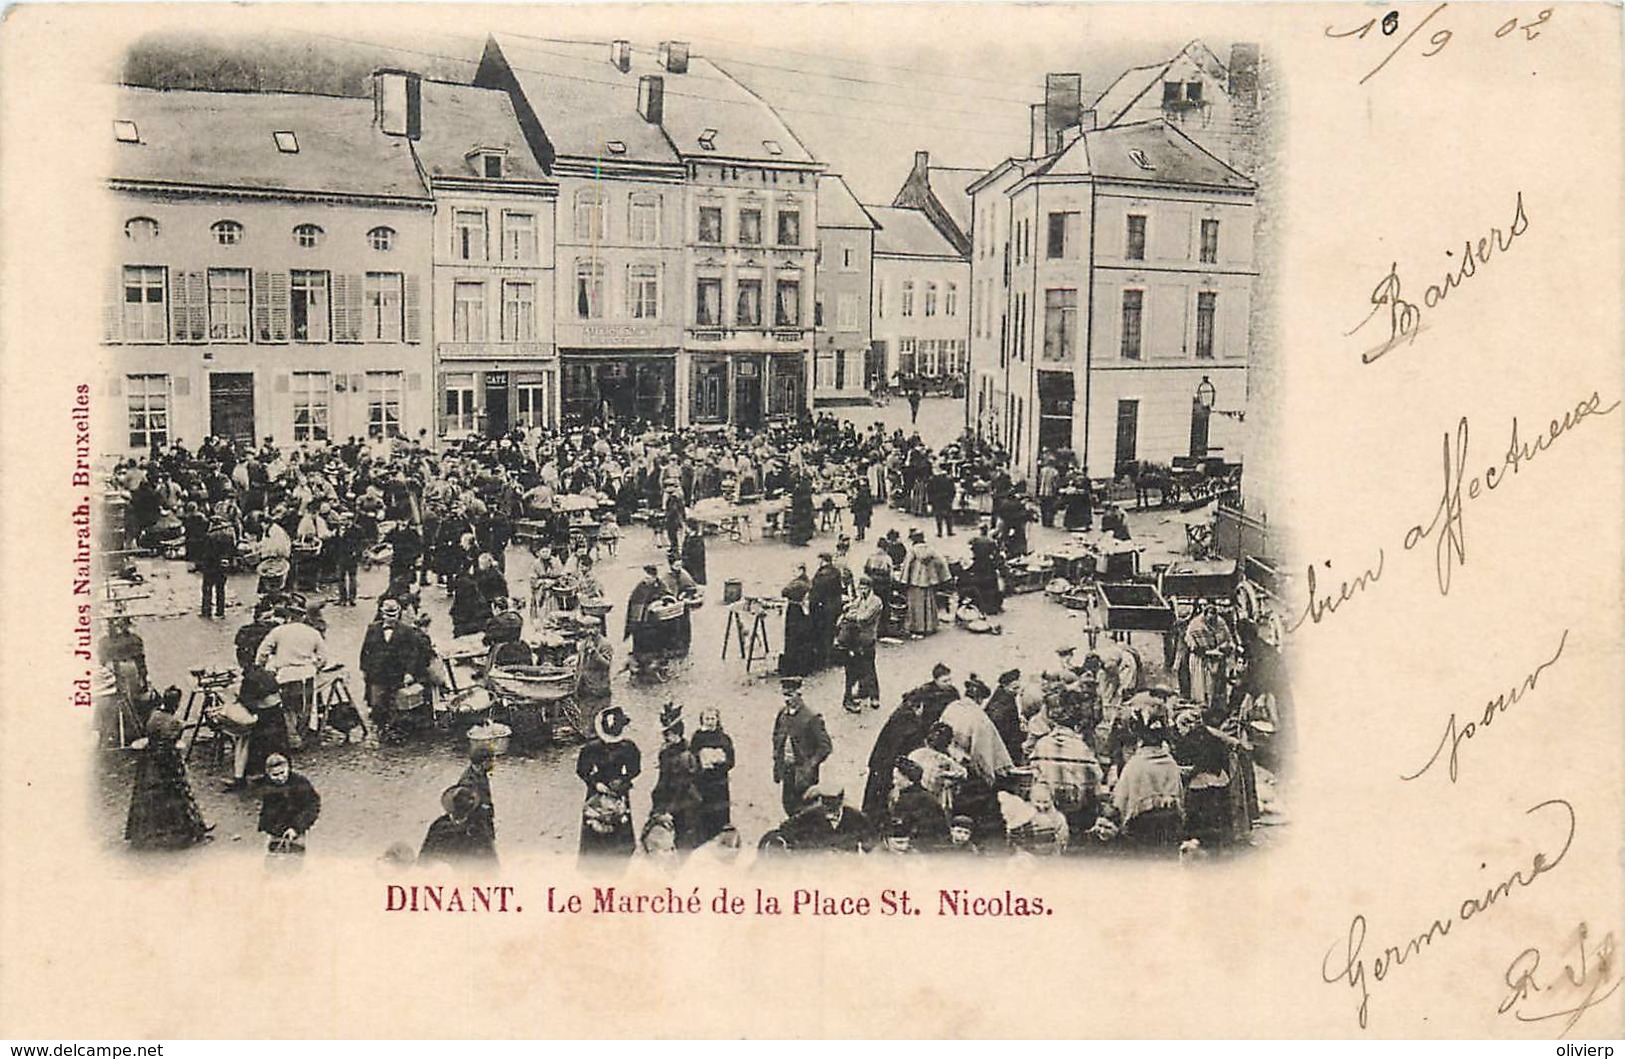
[807,781,845,803]
[950,815,975,831]
[440,784,479,819]
[468,744,494,765]
[998,668,1022,686]
[239,668,281,703]
[908,529,925,542]
[265,752,290,769]
[642,564,659,575]
[893,756,925,783]
[885,818,913,839]
[779,676,803,692]
[659,701,684,733]
[931,662,952,679]
[817,551,833,561]
[885,529,901,540]
[595,705,631,742]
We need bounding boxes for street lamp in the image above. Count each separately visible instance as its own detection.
[1193,375,1244,422]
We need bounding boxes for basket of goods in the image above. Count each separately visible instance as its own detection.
[680,589,705,611]
[486,663,579,703]
[445,685,492,715]
[466,720,512,757]
[580,599,614,618]
[1044,577,1074,603]
[648,598,687,623]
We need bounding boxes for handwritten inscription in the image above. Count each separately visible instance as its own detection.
[1322,798,1576,1030]
[1327,4,1553,86]
[1352,192,1531,364]
[1500,922,1621,1035]
[1399,629,1569,784]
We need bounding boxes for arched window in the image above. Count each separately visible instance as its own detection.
[293,223,324,248]
[367,226,396,251]
[123,217,160,242]
[211,220,243,245]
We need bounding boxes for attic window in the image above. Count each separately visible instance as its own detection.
[467,147,507,178]
[605,140,627,155]
[762,139,783,156]
[483,155,503,178]
[698,128,718,151]
[273,131,299,154]
[113,120,141,144]
[1129,149,1156,172]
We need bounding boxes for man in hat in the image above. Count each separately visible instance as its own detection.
[226,667,289,792]
[359,597,434,738]
[879,528,908,570]
[459,744,497,844]
[419,785,497,865]
[576,705,641,857]
[926,464,958,537]
[328,509,365,606]
[807,551,844,671]
[255,605,328,750]
[985,669,1026,765]
[838,575,885,712]
[771,678,832,816]
[783,783,873,853]
[257,753,321,851]
[575,618,614,712]
[901,528,950,637]
[197,515,236,619]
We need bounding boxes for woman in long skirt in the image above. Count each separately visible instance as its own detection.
[780,564,814,676]
[576,706,641,858]
[125,712,211,851]
[689,708,736,844]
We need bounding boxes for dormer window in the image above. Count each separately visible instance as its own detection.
[467,147,507,178]
[114,120,141,144]
[1186,81,1203,104]
[762,139,783,156]
[1128,149,1156,172]
[273,131,299,153]
[698,129,717,151]
[124,217,160,242]
[293,224,324,248]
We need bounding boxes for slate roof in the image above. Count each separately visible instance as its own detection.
[868,205,962,258]
[1091,40,1230,129]
[487,35,814,166]
[110,85,429,200]
[817,175,877,230]
[1034,119,1253,190]
[924,165,981,238]
[414,79,549,183]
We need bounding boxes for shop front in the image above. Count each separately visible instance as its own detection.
[560,349,676,428]
[439,367,557,440]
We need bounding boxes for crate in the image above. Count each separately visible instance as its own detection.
[1099,582,1175,632]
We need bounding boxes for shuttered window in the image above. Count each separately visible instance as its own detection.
[253,271,291,343]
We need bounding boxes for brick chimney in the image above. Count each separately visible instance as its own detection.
[610,40,631,73]
[373,69,421,139]
[638,75,664,124]
[658,41,690,74]
[1228,43,1260,106]
[1045,73,1082,144]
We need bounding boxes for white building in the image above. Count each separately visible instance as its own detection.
[868,205,970,389]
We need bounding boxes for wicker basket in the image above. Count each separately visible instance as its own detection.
[466,721,512,756]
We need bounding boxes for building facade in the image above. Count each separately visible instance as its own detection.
[868,205,970,390]
[813,175,877,402]
[967,68,1258,482]
[395,75,560,439]
[105,87,435,453]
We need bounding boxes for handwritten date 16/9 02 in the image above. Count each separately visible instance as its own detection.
[1326,4,1553,86]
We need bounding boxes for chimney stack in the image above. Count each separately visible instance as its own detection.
[1078,108,1098,132]
[374,69,422,140]
[913,150,930,176]
[658,41,690,74]
[638,75,665,125]
[610,40,631,73]
[1045,73,1082,152]
[1029,104,1048,158]
[1229,43,1260,105]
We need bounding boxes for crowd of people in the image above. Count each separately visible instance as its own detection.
[108,404,1285,866]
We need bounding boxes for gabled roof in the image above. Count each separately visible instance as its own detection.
[1024,119,1254,192]
[414,79,550,184]
[110,85,429,200]
[966,157,1038,195]
[1092,40,1230,129]
[868,205,962,258]
[818,175,877,230]
[924,165,981,239]
[486,35,816,167]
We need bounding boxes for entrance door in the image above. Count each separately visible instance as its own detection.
[734,358,764,430]
[1114,399,1139,474]
[209,373,255,444]
[1189,403,1211,459]
[1037,371,1075,456]
[485,372,510,437]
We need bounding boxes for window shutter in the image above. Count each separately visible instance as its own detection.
[173,271,206,343]
[268,271,291,342]
[331,274,361,342]
[253,270,272,342]
[103,269,124,344]
[173,376,190,398]
[404,275,422,343]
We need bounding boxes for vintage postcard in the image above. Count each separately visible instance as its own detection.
[0,1,1619,1040]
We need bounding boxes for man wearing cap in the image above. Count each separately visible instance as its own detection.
[197,515,235,619]
[838,576,885,712]
[783,783,873,853]
[771,678,832,817]
[985,669,1026,765]
[359,597,433,737]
